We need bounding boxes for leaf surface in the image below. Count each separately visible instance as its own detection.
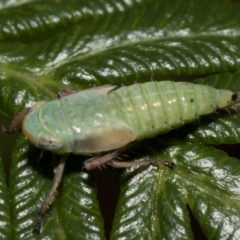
[0,153,11,239]
[111,142,240,239]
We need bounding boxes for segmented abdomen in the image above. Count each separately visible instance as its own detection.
[109,81,232,140]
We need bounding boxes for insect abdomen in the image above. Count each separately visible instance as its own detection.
[109,81,234,140]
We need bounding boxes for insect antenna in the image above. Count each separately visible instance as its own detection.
[0,110,11,133]
[1,107,30,134]
[0,110,11,118]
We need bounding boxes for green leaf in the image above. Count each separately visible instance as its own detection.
[0,0,240,239]
[0,154,11,239]
[111,142,240,239]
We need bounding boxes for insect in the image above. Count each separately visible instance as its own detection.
[3,81,240,233]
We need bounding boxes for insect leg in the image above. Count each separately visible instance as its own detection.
[84,143,137,170]
[57,89,76,98]
[84,153,175,170]
[107,159,175,170]
[32,154,68,234]
[1,107,30,134]
[84,151,119,171]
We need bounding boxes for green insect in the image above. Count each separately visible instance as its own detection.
[3,81,240,233]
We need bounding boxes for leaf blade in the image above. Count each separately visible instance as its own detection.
[111,142,240,239]
[0,154,11,239]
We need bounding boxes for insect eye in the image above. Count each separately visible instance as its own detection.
[38,136,63,152]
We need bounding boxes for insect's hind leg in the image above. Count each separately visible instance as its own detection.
[32,154,68,234]
[84,148,175,170]
[107,159,175,170]
[84,151,119,171]
[84,143,137,170]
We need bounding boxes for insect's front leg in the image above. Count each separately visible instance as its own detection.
[33,154,68,234]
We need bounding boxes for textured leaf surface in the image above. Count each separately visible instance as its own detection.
[111,141,240,240]
[0,0,240,240]
[0,153,11,239]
